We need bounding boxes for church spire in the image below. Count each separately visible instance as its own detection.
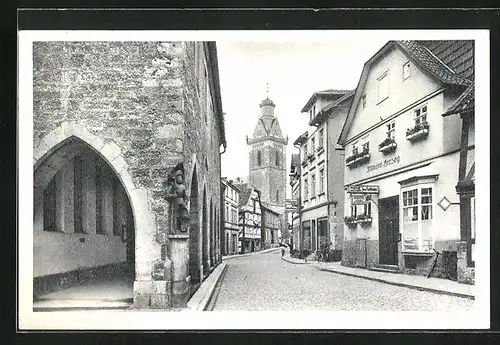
[259,82,275,117]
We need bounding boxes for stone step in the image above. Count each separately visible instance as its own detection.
[368,267,402,274]
[374,263,400,271]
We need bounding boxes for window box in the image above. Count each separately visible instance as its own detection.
[356,214,372,225]
[316,146,324,154]
[345,149,371,168]
[406,122,429,142]
[301,157,308,167]
[344,216,357,227]
[307,153,315,162]
[378,138,397,154]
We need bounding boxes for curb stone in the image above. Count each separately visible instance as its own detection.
[185,262,228,311]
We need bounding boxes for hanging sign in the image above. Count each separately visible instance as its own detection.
[347,185,379,194]
[351,194,369,205]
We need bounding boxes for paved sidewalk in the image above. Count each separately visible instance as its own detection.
[222,247,282,260]
[282,255,474,299]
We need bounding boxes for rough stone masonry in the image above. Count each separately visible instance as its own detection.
[33,41,226,308]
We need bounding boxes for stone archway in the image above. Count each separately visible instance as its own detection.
[202,187,209,276]
[33,121,159,306]
[210,199,214,267]
[188,167,201,285]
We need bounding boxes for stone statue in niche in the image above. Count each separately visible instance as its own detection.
[165,168,190,233]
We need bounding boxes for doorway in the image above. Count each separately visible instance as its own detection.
[378,196,400,265]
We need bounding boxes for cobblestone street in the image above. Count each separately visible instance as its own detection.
[212,250,474,311]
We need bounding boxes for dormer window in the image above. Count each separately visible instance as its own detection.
[403,61,411,80]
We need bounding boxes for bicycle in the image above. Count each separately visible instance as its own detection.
[427,249,457,281]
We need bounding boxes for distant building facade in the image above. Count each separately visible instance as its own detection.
[289,154,301,250]
[235,183,262,253]
[33,41,226,309]
[294,90,353,258]
[222,178,240,255]
[261,203,281,249]
[337,40,473,280]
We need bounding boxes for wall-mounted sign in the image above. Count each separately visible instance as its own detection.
[351,194,369,205]
[347,185,379,194]
[366,156,401,173]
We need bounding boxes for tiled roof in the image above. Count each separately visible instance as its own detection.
[310,89,355,126]
[396,41,472,87]
[443,83,475,116]
[234,183,259,208]
[301,89,353,113]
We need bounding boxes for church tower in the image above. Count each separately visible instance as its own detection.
[247,94,288,213]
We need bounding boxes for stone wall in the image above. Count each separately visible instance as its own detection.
[33,41,224,309]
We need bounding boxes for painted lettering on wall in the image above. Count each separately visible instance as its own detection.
[366,156,401,173]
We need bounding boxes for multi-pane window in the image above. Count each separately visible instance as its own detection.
[319,168,325,194]
[414,104,428,126]
[403,61,411,80]
[403,189,419,222]
[304,178,308,199]
[387,121,396,139]
[311,174,316,196]
[362,94,367,108]
[378,72,389,103]
[361,135,370,153]
[350,205,357,217]
[43,174,57,232]
[420,187,433,220]
[363,202,372,216]
[351,141,359,156]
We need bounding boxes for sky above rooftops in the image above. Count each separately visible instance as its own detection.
[217,39,387,197]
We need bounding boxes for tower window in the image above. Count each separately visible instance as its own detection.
[275,150,280,167]
[257,151,261,166]
[276,190,279,203]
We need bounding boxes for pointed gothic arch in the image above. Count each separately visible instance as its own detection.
[202,186,209,275]
[188,165,201,284]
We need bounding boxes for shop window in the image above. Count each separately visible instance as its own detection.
[403,61,411,80]
[402,185,435,252]
[414,104,428,126]
[377,71,389,103]
[319,168,325,194]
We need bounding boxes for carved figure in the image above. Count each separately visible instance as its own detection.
[165,169,190,233]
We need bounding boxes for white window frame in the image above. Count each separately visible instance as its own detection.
[319,167,325,194]
[311,173,316,197]
[401,182,435,252]
[377,71,389,103]
[360,134,370,153]
[387,121,396,140]
[351,141,359,156]
[403,61,411,80]
[414,104,428,127]
[318,128,324,149]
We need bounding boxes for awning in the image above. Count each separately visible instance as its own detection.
[397,164,439,185]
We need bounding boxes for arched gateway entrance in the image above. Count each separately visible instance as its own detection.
[32,122,157,309]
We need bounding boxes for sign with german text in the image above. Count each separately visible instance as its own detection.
[351,194,369,205]
[347,185,379,194]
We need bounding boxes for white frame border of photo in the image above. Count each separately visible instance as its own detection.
[18,29,490,330]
